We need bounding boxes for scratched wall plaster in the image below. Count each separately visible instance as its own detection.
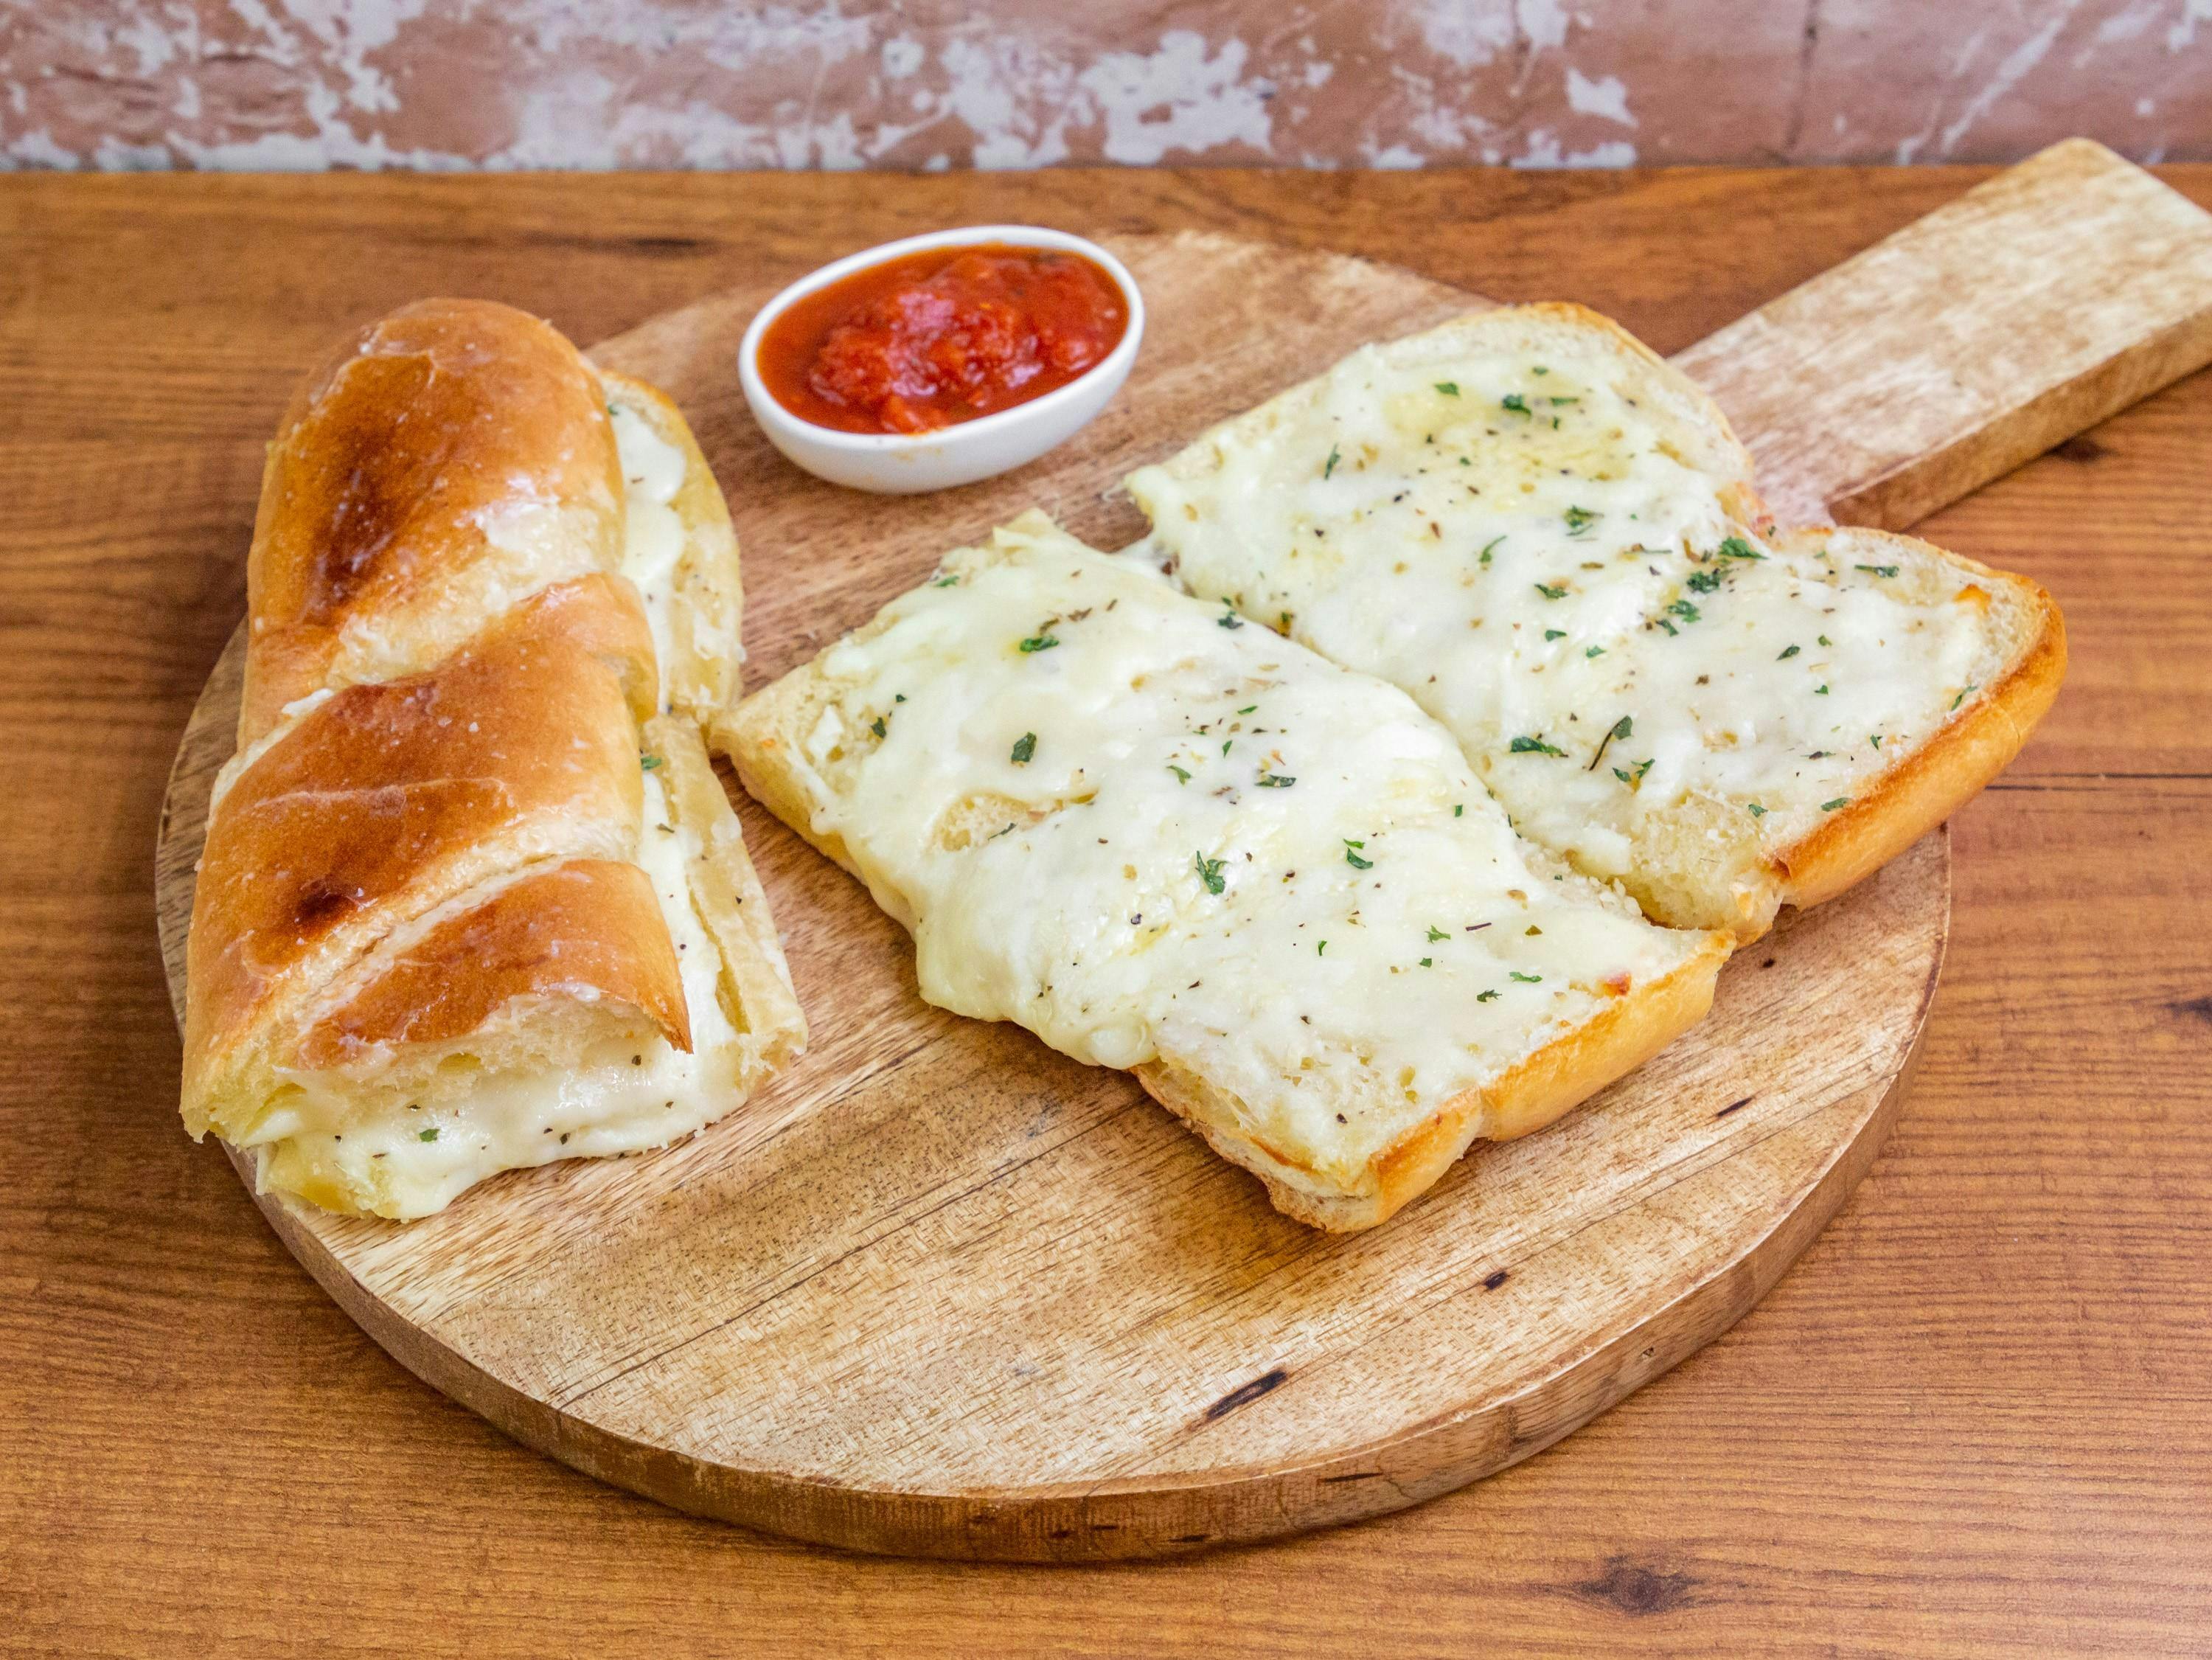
[2,1,2205,172]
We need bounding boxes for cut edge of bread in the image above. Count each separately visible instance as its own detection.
[647,712,809,1080]
[596,365,748,729]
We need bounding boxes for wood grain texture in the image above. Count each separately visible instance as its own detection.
[1676,139,2212,530]
[153,235,1945,1560]
[7,162,2212,1652]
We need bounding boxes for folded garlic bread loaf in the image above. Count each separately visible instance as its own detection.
[724,513,1727,1229]
[1127,304,2065,938]
[184,299,803,1219]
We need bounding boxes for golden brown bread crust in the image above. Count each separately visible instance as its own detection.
[1134,936,1728,1231]
[488,572,661,724]
[240,298,624,741]
[184,586,648,1114]
[301,859,689,1067]
[1772,547,2067,917]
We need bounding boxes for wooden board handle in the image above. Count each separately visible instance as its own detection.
[1674,138,2212,531]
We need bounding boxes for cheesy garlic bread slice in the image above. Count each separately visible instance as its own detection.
[184,300,804,1219]
[1127,304,2065,939]
[725,513,1727,1230]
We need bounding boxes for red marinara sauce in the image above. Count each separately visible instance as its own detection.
[757,243,1129,436]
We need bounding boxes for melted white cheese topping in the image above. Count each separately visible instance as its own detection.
[1127,333,2001,909]
[786,519,1705,1185]
[609,395,689,701]
[248,771,742,1219]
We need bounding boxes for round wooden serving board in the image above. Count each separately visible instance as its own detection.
[156,232,1947,1561]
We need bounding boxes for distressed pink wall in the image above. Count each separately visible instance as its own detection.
[3,1,2206,172]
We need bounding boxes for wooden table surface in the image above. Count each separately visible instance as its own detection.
[4,164,2208,1658]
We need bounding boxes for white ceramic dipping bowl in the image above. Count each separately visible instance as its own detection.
[737,225,1144,495]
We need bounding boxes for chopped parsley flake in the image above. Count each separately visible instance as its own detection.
[1747,802,1767,818]
[1501,392,1533,417]
[1256,772,1295,788]
[1237,704,1257,715]
[1818,633,1832,647]
[1669,598,1702,623]
[1323,444,1341,479]
[1436,381,1461,396]
[1588,713,1633,771]
[1167,764,1191,783]
[1427,925,1449,942]
[870,716,888,737]
[1478,989,1500,1001]
[1952,684,1978,710]
[1686,568,1722,594]
[1814,684,1829,695]
[1419,957,1433,968]
[1018,634,1058,653]
[1010,732,1036,764]
[1821,797,1851,812]
[931,574,959,588]
[1194,852,1226,894]
[1563,506,1600,537]
[1534,581,1568,600]
[1454,803,1464,816]
[1545,628,1565,641]
[1509,971,1543,984]
[418,1127,439,1142]
[1586,645,1606,659]
[1217,605,1243,630]
[1856,563,1900,577]
[1510,735,1567,757]
[1778,644,1801,660]
[1480,535,1504,565]
[639,753,664,771]
[1717,536,1764,560]
[1343,838,1374,870]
